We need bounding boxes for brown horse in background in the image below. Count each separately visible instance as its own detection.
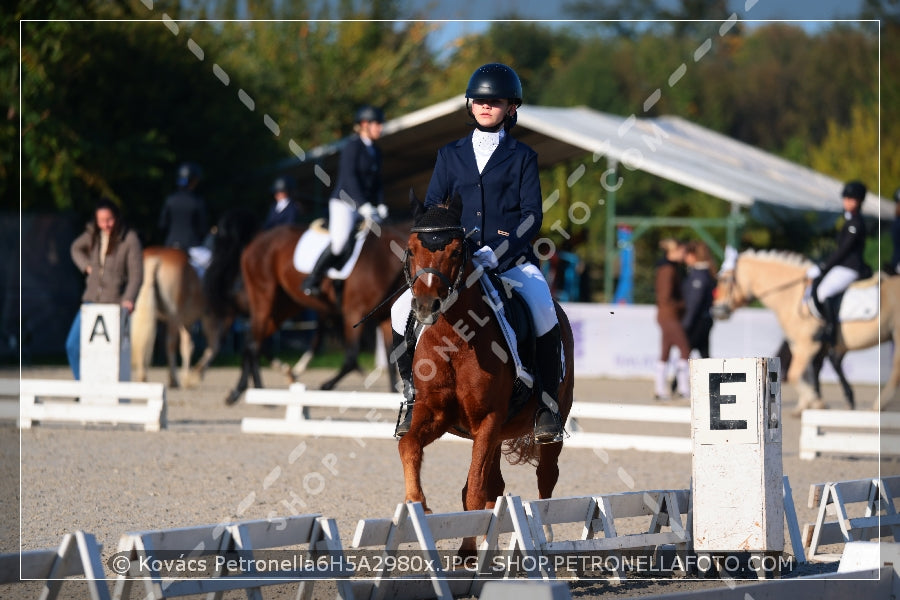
[397,196,575,555]
[224,219,407,404]
[131,208,257,387]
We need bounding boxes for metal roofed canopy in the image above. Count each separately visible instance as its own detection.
[285,96,892,220]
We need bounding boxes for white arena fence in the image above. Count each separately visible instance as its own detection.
[240,385,692,453]
[4,483,898,599]
[561,302,890,385]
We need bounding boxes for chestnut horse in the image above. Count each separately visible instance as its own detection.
[131,208,258,388]
[224,219,406,404]
[398,197,575,553]
[712,248,900,412]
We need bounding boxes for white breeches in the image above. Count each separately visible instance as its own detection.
[814,266,857,302]
[328,198,355,255]
[391,261,558,336]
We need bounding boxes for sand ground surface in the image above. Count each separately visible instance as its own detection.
[2,364,897,598]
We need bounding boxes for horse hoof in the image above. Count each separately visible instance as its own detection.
[225,390,242,405]
[320,381,336,391]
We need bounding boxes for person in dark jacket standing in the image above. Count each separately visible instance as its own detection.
[263,175,302,230]
[806,180,869,344]
[66,198,143,379]
[681,240,716,359]
[302,106,387,296]
[654,238,690,399]
[389,63,563,444]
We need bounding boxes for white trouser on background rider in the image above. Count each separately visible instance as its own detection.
[812,265,857,302]
[328,198,356,255]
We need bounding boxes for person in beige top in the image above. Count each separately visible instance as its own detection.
[65,198,143,379]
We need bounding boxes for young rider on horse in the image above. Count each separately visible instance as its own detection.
[303,105,387,296]
[806,180,869,345]
[390,63,564,444]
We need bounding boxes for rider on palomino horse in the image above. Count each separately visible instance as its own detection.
[806,181,870,345]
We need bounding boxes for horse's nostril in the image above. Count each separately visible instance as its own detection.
[430,299,441,314]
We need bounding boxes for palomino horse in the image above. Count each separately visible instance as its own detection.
[398,196,575,554]
[131,208,257,387]
[224,219,406,404]
[712,249,900,412]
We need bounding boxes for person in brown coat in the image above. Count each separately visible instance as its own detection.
[654,238,690,399]
[65,198,144,379]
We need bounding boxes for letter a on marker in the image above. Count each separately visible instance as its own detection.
[89,315,110,343]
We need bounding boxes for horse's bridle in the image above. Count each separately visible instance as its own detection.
[714,265,807,318]
[404,224,468,313]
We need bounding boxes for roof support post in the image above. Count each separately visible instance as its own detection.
[603,158,619,302]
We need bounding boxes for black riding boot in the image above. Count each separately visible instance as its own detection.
[302,251,339,296]
[392,330,416,438]
[534,325,564,444]
[814,296,839,345]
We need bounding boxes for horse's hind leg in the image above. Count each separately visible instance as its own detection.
[827,350,854,409]
[165,322,181,388]
[534,440,564,544]
[879,341,900,410]
[226,342,256,405]
[322,334,360,390]
[178,325,194,389]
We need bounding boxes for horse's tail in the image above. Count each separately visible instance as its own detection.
[502,435,539,466]
[131,251,161,381]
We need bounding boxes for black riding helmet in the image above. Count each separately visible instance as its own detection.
[271,175,297,195]
[841,180,867,203]
[176,162,203,188]
[355,105,385,124]
[465,63,523,130]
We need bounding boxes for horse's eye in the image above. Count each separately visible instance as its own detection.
[451,249,462,259]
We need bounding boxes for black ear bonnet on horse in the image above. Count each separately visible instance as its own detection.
[411,196,465,252]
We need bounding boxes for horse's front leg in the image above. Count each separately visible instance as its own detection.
[459,444,504,558]
[463,416,502,513]
[397,402,446,513]
[786,342,825,415]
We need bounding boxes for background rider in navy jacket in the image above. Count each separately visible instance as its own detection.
[303,105,386,296]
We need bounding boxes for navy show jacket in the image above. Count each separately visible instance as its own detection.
[424,132,542,271]
[332,134,383,208]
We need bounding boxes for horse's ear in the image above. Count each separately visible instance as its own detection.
[410,189,426,223]
[447,192,463,225]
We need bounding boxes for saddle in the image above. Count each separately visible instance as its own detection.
[805,274,880,323]
[292,219,368,278]
[307,218,361,271]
